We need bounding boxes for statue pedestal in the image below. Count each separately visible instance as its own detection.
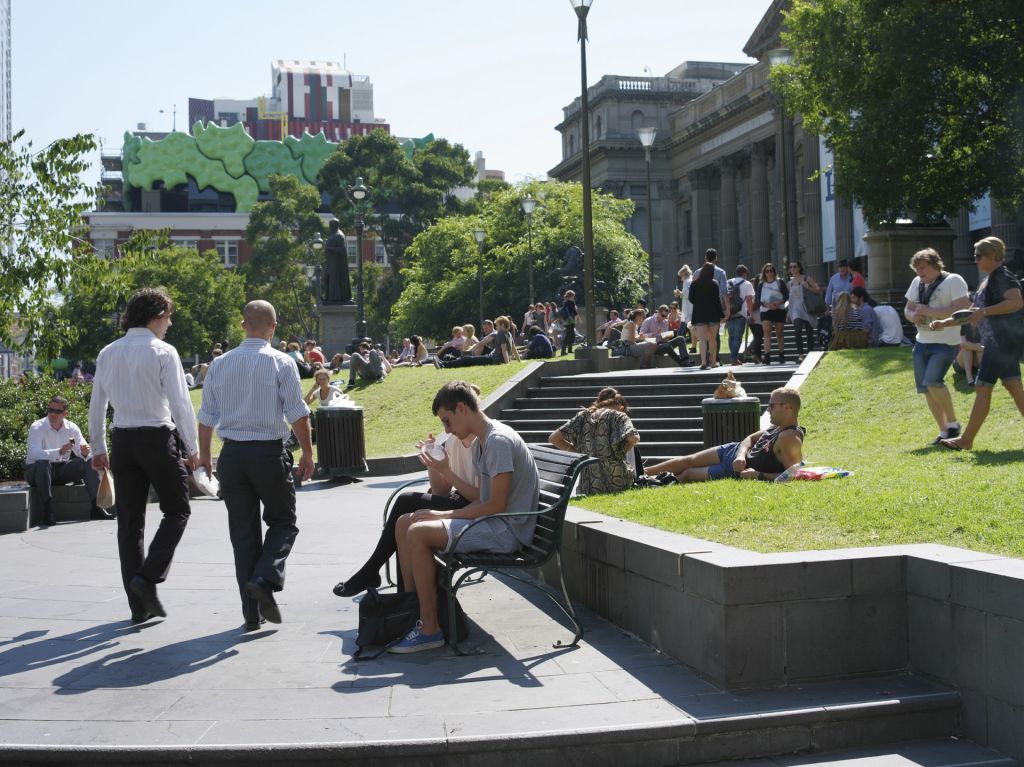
[864,225,956,302]
[319,303,359,359]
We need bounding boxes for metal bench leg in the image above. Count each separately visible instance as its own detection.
[553,551,584,648]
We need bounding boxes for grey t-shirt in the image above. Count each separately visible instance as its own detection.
[473,420,539,546]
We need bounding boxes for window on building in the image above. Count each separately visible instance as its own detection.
[215,240,239,268]
[92,239,116,257]
[631,110,645,134]
[347,240,358,268]
[172,238,199,250]
[374,240,388,266]
[217,112,240,126]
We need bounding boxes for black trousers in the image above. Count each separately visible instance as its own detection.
[24,456,100,504]
[355,491,469,591]
[110,428,191,615]
[216,440,299,623]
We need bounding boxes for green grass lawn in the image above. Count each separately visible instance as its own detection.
[575,348,1024,558]
[190,360,549,460]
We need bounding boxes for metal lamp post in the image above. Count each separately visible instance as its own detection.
[346,177,370,338]
[306,231,323,336]
[571,0,596,344]
[637,126,657,300]
[520,192,538,303]
[474,228,486,331]
[767,48,796,267]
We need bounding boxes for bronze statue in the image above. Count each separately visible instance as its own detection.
[323,219,353,304]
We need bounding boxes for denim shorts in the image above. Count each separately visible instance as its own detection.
[912,342,958,393]
[707,442,742,480]
[975,343,1022,387]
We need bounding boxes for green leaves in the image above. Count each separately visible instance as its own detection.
[776,0,1024,225]
[0,130,100,359]
[390,181,648,340]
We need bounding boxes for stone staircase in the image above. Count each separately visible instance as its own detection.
[500,364,797,464]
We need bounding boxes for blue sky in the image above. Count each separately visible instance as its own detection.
[13,0,770,183]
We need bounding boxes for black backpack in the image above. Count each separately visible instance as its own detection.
[727,278,745,315]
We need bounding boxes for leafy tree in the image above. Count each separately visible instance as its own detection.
[0,130,100,360]
[243,174,324,340]
[317,130,475,266]
[774,0,1024,226]
[60,235,247,362]
[391,182,648,340]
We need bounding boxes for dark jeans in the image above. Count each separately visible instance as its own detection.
[110,428,191,615]
[438,351,499,368]
[24,455,100,504]
[217,440,299,624]
[793,318,816,356]
[353,491,469,590]
[748,322,764,360]
[726,316,748,361]
[561,322,577,355]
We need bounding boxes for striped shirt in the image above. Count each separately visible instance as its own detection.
[89,328,199,457]
[197,338,310,442]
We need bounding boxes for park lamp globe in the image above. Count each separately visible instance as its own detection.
[311,232,323,250]
[520,193,537,217]
[637,126,657,150]
[474,228,486,245]
[766,48,793,68]
[349,177,369,202]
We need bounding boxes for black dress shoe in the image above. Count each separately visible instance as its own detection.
[131,611,154,624]
[244,617,267,632]
[91,506,114,520]
[129,575,167,618]
[245,577,282,624]
[333,571,381,598]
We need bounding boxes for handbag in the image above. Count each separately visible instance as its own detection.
[803,287,826,315]
[353,571,469,659]
[97,468,116,510]
[354,589,419,659]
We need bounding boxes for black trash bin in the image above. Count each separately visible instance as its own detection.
[701,396,761,449]
[314,406,368,477]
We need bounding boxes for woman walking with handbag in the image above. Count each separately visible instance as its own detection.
[787,261,823,359]
[757,264,789,365]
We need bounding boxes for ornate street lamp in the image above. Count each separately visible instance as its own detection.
[571,0,596,344]
[474,228,486,331]
[520,192,538,303]
[346,177,371,338]
[637,126,657,299]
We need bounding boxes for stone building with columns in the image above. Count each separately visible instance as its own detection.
[551,0,1024,304]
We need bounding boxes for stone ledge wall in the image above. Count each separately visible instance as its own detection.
[547,509,1024,760]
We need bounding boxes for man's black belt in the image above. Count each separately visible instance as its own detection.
[222,438,283,446]
[113,426,172,432]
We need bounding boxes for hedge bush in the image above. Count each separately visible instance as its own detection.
[0,376,106,481]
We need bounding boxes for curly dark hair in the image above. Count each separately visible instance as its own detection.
[122,288,173,330]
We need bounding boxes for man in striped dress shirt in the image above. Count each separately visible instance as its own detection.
[89,288,200,624]
[197,300,314,631]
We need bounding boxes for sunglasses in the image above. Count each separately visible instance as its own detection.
[47,408,66,414]
[764,268,776,273]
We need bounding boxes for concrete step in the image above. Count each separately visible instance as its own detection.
[528,381,783,398]
[505,405,714,418]
[694,737,1017,767]
[502,416,703,432]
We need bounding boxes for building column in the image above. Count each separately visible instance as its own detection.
[749,142,771,269]
[800,129,823,280]
[718,154,739,273]
[689,166,715,260]
[835,195,854,266]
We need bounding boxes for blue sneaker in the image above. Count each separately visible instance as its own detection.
[388,620,445,654]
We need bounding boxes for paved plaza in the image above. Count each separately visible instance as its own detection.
[0,473,986,765]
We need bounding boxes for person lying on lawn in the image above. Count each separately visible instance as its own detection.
[389,380,539,653]
[644,387,804,483]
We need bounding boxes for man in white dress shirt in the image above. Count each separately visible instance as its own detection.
[197,300,314,631]
[25,395,108,526]
[90,288,199,624]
